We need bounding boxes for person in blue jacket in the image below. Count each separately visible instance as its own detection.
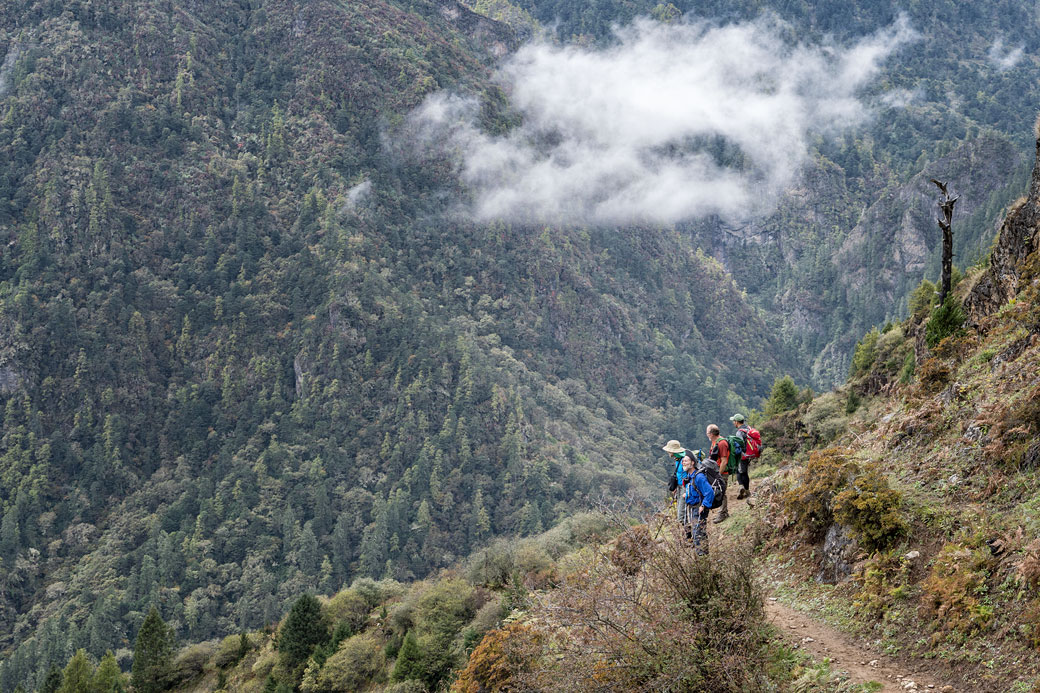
[682,450,715,555]
[663,440,689,526]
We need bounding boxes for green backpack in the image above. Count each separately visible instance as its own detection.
[723,435,745,475]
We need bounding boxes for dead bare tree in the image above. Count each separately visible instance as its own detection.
[930,179,958,305]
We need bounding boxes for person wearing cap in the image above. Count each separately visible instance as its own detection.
[662,440,688,527]
[729,414,755,505]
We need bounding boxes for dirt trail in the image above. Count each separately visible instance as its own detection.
[707,490,951,693]
[764,599,945,692]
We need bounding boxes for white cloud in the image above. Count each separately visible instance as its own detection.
[988,37,1024,71]
[340,179,372,213]
[411,15,917,226]
[880,87,923,109]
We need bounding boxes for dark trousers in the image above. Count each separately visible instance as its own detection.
[736,459,750,491]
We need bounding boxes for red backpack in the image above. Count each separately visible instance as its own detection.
[741,426,762,460]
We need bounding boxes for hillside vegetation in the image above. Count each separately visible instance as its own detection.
[737,124,1040,691]
[0,0,789,688]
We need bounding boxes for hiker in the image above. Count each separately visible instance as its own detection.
[682,449,718,555]
[663,440,688,526]
[729,414,757,506]
[706,424,731,523]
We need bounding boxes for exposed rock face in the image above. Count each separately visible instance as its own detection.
[965,129,1040,321]
[817,523,858,584]
[0,42,26,98]
[0,365,19,394]
[839,135,1023,310]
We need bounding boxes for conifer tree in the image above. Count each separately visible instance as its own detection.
[92,651,125,693]
[39,666,63,693]
[132,606,174,693]
[390,630,424,683]
[278,594,329,669]
[58,650,93,693]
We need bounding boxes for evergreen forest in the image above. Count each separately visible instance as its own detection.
[1,0,1040,690]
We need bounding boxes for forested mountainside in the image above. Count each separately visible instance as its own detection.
[0,0,792,687]
[506,0,1040,385]
[27,131,1040,693]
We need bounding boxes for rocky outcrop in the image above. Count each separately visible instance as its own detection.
[965,122,1040,321]
[839,135,1023,309]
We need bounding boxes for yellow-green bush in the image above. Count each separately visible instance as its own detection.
[301,632,385,693]
[325,588,371,635]
[852,551,911,619]
[803,392,848,444]
[832,469,907,551]
[782,448,859,537]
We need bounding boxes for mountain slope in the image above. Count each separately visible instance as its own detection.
[0,1,791,687]
[742,122,1040,691]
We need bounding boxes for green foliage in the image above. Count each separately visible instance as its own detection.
[899,350,916,384]
[92,651,126,693]
[278,594,330,670]
[324,589,371,636]
[853,551,911,619]
[40,667,64,693]
[849,327,880,378]
[765,375,801,417]
[845,389,861,415]
[925,296,967,348]
[832,469,907,551]
[132,607,174,693]
[783,448,859,537]
[390,631,424,683]
[58,650,93,693]
[908,279,938,319]
[301,632,385,693]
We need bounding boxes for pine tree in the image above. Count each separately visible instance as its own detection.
[58,649,93,693]
[390,630,424,682]
[39,667,63,693]
[132,606,174,693]
[92,651,125,693]
[277,594,329,669]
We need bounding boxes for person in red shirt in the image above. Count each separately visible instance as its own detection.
[706,424,730,523]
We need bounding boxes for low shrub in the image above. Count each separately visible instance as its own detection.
[165,641,216,687]
[925,297,966,348]
[832,469,907,551]
[782,448,859,537]
[920,542,995,637]
[461,538,771,692]
[325,588,371,635]
[301,632,385,693]
[917,357,951,394]
[212,633,251,669]
[853,550,911,619]
[451,625,542,693]
[899,350,916,383]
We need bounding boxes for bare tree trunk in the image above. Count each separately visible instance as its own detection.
[931,179,958,305]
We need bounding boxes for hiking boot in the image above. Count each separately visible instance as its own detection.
[737,487,748,500]
[712,512,729,524]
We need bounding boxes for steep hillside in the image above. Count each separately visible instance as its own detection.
[738,121,1040,691]
[0,0,791,688]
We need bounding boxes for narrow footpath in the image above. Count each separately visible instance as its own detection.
[708,491,953,693]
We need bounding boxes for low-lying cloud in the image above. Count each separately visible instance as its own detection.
[988,37,1025,71]
[412,16,916,226]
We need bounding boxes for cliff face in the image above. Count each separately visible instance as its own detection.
[965,126,1040,321]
